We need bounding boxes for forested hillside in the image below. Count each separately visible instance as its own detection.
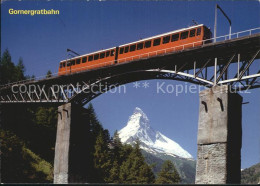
[241,163,260,184]
[1,49,57,182]
[0,49,180,184]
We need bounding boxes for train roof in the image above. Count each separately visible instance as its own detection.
[119,24,204,47]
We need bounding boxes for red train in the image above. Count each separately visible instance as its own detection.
[58,24,212,75]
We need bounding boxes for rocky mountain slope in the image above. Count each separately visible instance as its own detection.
[118,107,196,183]
[241,162,260,184]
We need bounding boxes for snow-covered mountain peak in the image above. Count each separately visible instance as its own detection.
[133,107,146,115]
[118,107,193,159]
[126,107,150,128]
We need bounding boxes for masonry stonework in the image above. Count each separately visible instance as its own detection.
[195,85,242,184]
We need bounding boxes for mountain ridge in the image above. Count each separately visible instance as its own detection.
[118,107,196,183]
[118,107,193,159]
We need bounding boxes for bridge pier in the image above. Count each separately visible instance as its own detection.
[195,85,242,184]
[54,103,89,184]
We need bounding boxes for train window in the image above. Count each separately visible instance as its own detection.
[71,60,75,66]
[197,28,201,36]
[124,46,129,53]
[120,47,124,54]
[204,27,212,40]
[100,52,105,59]
[76,58,81,64]
[181,31,188,40]
[82,57,87,63]
[163,36,170,44]
[137,43,144,50]
[60,63,63,68]
[153,38,161,46]
[145,40,151,48]
[130,44,136,52]
[88,55,93,61]
[111,50,115,56]
[171,33,179,42]
[63,62,66,67]
[190,29,196,37]
[94,54,99,60]
[106,51,110,57]
[67,61,71,67]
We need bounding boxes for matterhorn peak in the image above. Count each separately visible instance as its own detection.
[118,107,193,159]
[133,107,145,114]
[126,107,150,128]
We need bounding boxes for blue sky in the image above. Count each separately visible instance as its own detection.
[1,1,260,169]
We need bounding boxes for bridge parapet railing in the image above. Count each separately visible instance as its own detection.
[216,27,260,41]
[0,27,259,89]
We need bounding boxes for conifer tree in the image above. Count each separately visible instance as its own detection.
[46,70,52,78]
[0,50,27,84]
[139,163,156,183]
[107,131,125,183]
[31,75,35,81]
[87,103,103,136]
[107,160,120,183]
[0,49,17,84]
[111,131,124,162]
[155,160,181,184]
[16,57,25,80]
[35,107,57,127]
[93,131,112,183]
[119,140,155,184]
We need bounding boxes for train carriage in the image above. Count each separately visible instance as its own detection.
[58,47,116,75]
[117,24,211,63]
[58,24,212,76]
